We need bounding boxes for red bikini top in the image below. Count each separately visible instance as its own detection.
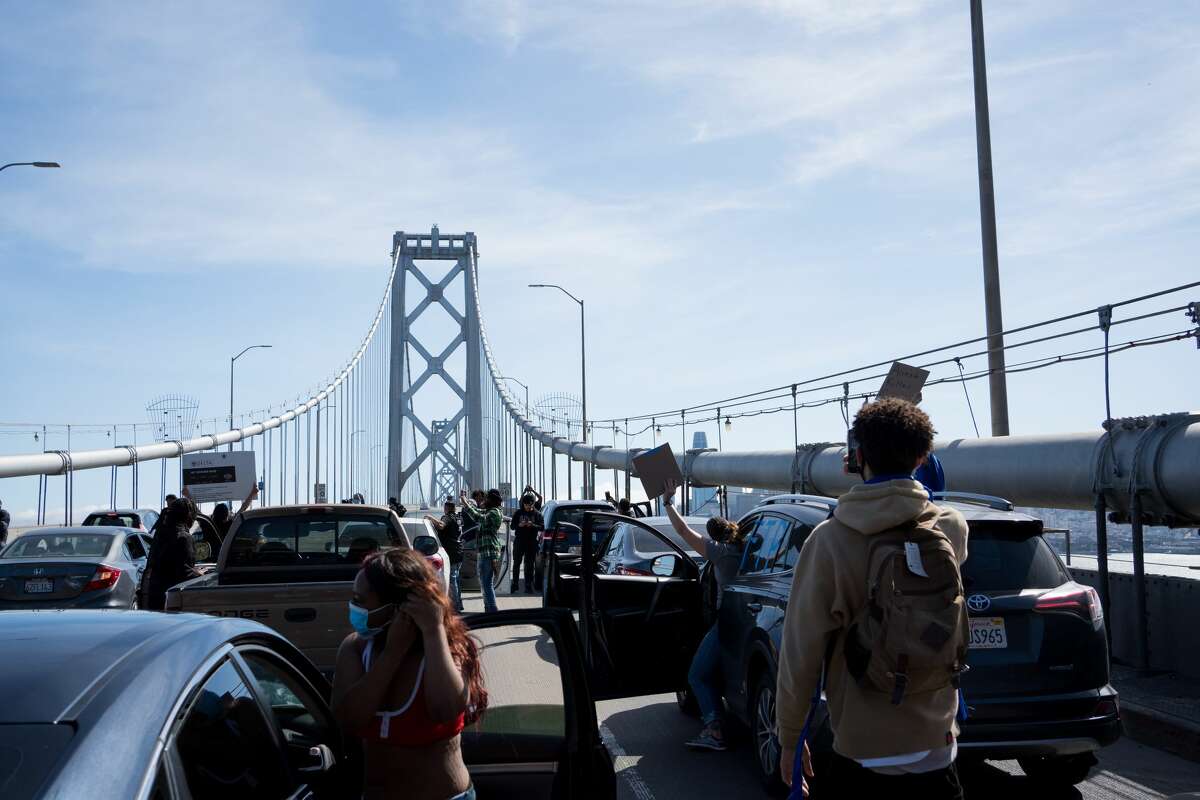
[357,639,465,746]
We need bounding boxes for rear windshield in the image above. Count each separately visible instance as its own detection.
[227,515,400,568]
[547,507,616,538]
[2,534,113,559]
[0,724,74,797]
[962,528,1068,592]
[630,524,697,556]
[82,513,139,528]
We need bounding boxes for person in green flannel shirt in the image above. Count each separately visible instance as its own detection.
[460,487,505,612]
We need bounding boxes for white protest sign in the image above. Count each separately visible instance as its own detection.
[182,451,257,504]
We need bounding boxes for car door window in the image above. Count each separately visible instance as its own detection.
[603,527,624,559]
[773,522,814,572]
[173,659,295,799]
[740,516,791,575]
[125,535,147,561]
[240,650,339,780]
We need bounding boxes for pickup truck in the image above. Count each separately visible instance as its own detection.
[165,504,440,673]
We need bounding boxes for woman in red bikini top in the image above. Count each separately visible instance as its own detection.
[332,548,488,800]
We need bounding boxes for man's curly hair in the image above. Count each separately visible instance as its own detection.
[851,397,936,477]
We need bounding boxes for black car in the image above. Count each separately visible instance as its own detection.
[0,608,617,799]
[544,494,1120,794]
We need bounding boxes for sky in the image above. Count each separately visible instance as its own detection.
[1,1,1197,523]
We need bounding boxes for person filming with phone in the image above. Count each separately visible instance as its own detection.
[332,548,488,800]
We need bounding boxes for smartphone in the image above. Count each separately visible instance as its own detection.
[846,429,862,475]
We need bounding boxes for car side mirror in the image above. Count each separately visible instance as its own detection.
[651,554,678,577]
[299,743,336,774]
[413,534,440,556]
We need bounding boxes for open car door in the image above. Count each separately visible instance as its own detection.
[548,512,705,701]
[463,607,616,800]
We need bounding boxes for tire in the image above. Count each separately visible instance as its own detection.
[1017,753,1097,786]
[751,675,789,797]
[676,688,700,717]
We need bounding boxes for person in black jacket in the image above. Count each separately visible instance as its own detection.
[145,498,201,611]
[508,493,543,594]
[425,499,465,612]
[0,499,10,549]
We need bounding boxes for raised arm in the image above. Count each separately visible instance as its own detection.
[236,484,259,515]
[403,598,468,723]
[661,479,707,554]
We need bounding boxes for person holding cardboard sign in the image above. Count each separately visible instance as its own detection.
[661,478,745,752]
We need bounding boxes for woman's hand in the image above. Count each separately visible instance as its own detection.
[381,610,417,661]
[400,596,445,636]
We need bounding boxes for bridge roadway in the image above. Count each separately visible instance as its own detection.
[468,587,1200,800]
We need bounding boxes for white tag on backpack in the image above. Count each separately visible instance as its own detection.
[905,541,929,577]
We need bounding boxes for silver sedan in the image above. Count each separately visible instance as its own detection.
[0,526,149,609]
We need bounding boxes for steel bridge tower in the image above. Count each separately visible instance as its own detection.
[386,227,484,500]
[428,418,461,504]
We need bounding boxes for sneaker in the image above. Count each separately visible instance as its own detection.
[510,583,518,594]
[685,728,727,752]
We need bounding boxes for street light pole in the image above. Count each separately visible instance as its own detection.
[497,376,530,416]
[350,429,366,499]
[970,0,1010,436]
[529,283,588,495]
[230,345,272,451]
[0,162,60,173]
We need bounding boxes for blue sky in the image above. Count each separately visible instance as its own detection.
[1,1,1197,523]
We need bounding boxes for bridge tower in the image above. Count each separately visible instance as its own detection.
[428,419,462,504]
[387,228,485,501]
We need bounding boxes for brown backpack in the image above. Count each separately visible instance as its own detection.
[843,517,969,705]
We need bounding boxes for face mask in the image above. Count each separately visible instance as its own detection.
[348,602,392,638]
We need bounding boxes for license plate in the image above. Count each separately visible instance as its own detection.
[969,616,1008,649]
[24,579,54,594]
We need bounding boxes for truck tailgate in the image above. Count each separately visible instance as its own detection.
[167,578,351,673]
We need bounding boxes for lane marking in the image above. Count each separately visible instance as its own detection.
[601,723,657,800]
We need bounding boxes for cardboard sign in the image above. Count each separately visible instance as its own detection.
[877,361,929,404]
[632,443,684,501]
[182,451,257,504]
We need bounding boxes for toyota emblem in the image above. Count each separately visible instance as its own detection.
[967,594,991,613]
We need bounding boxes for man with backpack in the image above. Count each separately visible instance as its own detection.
[776,398,969,798]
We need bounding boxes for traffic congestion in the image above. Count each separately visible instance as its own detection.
[0,398,1145,799]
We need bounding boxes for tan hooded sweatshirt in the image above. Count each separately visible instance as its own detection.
[776,479,968,760]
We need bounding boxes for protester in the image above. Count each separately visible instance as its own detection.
[332,548,487,800]
[461,488,504,613]
[776,398,969,798]
[522,484,543,511]
[0,499,9,549]
[389,497,409,518]
[210,484,259,545]
[508,493,543,594]
[424,500,465,612]
[914,452,946,496]
[661,478,745,751]
[459,489,487,545]
[145,497,202,611]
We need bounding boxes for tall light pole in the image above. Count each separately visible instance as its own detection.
[349,429,367,498]
[0,161,60,173]
[970,0,1010,436]
[497,375,530,415]
[529,283,587,494]
[230,345,272,451]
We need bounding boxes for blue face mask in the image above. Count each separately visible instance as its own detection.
[349,602,391,638]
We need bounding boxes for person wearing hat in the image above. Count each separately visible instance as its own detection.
[461,488,505,613]
[145,497,201,611]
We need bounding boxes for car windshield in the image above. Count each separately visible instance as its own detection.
[0,724,75,797]
[629,523,697,556]
[962,527,1068,592]
[2,533,114,559]
[82,513,138,528]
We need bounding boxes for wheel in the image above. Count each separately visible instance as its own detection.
[1017,753,1097,786]
[676,688,700,717]
[751,675,789,796]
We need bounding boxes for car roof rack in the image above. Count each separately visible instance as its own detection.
[761,494,838,512]
[931,491,1013,512]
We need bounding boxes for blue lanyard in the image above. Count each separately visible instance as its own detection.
[788,672,824,799]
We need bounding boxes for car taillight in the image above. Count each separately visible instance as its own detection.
[1034,584,1103,627]
[555,530,568,541]
[614,565,652,577]
[83,565,122,593]
[426,554,444,572]
[1094,697,1119,717]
